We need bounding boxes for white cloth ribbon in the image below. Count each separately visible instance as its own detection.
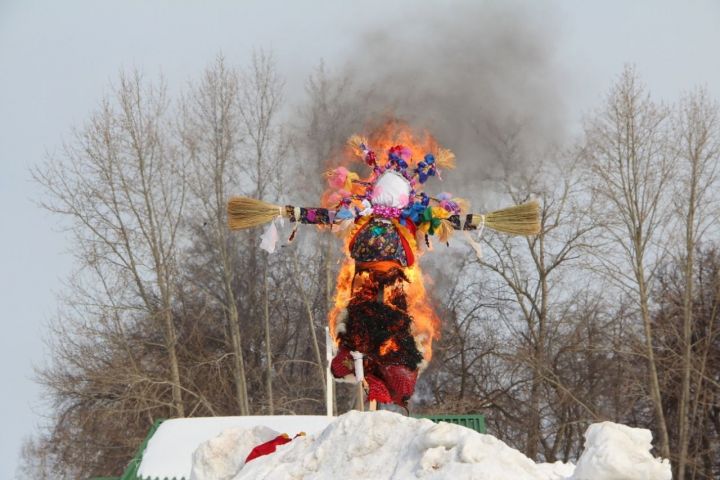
[464,214,486,260]
[350,351,364,383]
[259,216,284,254]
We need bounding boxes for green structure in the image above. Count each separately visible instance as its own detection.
[415,413,486,435]
[94,413,485,480]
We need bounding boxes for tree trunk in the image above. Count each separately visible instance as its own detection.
[228,289,250,415]
[637,260,670,458]
[263,256,274,414]
[292,251,327,395]
[677,233,694,478]
[223,256,250,415]
[163,306,185,417]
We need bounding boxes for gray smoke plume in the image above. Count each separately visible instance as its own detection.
[343,2,568,202]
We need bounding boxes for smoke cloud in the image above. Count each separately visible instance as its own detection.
[342,2,568,203]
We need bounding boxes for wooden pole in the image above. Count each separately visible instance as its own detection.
[325,327,334,417]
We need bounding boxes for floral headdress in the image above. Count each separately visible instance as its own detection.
[324,135,467,241]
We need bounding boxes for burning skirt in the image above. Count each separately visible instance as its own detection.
[331,261,424,407]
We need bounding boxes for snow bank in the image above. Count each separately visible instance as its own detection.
[137,415,332,480]
[230,411,570,480]
[572,422,671,480]
[190,425,280,480]
[188,411,670,480]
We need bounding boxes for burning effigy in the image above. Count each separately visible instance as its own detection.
[228,123,540,409]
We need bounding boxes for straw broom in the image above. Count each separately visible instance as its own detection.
[469,199,541,236]
[227,196,541,236]
[227,196,283,230]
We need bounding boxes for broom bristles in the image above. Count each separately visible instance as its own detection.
[227,196,283,230]
[476,200,541,236]
[435,148,456,169]
[347,134,369,157]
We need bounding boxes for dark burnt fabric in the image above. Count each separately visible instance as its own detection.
[447,214,477,230]
[333,268,423,407]
[350,218,408,266]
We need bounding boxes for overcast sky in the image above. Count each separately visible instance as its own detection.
[1,1,719,477]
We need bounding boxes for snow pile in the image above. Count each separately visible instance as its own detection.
[223,411,568,479]
[137,416,332,480]
[188,411,671,480]
[572,422,671,480]
[190,425,279,480]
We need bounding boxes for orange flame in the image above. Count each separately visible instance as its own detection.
[327,251,441,363]
[362,121,439,168]
[403,262,441,363]
[322,120,441,209]
[326,121,442,364]
[379,338,399,356]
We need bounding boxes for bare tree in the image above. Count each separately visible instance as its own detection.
[238,50,288,414]
[16,436,61,480]
[26,57,341,477]
[581,65,673,457]
[417,254,503,413]
[181,56,251,415]
[34,71,187,417]
[476,148,597,460]
[670,87,720,478]
[653,245,720,479]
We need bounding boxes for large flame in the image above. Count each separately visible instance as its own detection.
[326,121,442,363]
[327,251,441,363]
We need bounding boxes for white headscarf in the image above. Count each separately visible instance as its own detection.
[370,170,411,209]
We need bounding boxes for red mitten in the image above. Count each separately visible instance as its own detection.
[365,374,392,404]
[331,347,355,379]
[379,364,418,406]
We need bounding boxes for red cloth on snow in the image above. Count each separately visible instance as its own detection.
[245,434,292,463]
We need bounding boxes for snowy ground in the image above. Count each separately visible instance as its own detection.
[187,411,671,480]
[137,415,333,480]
